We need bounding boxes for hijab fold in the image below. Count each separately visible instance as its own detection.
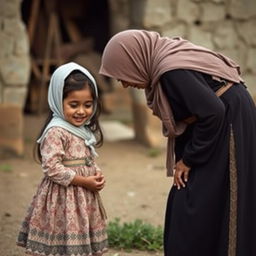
[37,62,99,157]
[100,30,243,176]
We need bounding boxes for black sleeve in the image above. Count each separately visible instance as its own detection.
[160,69,226,167]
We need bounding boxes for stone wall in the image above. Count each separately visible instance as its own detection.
[0,0,30,155]
[142,0,256,97]
[111,0,256,97]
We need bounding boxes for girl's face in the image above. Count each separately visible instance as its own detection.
[63,86,94,127]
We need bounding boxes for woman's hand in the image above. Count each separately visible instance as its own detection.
[173,159,191,190]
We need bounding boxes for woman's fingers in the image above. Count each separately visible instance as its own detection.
[175,170,186,189]
[174,160,191,190]
[183,169,189,182]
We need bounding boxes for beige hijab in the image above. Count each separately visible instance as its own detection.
[100,29,242,176]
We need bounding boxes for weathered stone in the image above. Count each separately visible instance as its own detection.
[109,0,129,34]
[3,86,28,108]
[100,120,134,142]
[228,0,256,19]
[236,20,256,46]
[3,18,24,37]
[143,0,173,28]
[129,0,146,27]
[211,0,225,3]
[213,22,239,49]
[189,27,214,49]
[0,80,3,103]
[0,56,30,86]
[246,48,256,74]
[0,33,14,58]
[0,0,20,18]
[201,2,226,22]
[0,103,24,156]
[177,0,200,23]
[243,74,256,100]
[14,33,30,56]
[219,46,247,72]
[162,22,187,38]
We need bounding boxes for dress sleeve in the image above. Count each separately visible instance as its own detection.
[160,69,226,167]
[94,162,102,172]
[40,127,76,187]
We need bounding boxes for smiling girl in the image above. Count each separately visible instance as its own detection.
[17,62,108,256]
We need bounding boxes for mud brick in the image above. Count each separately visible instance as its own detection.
[0,103,24,156]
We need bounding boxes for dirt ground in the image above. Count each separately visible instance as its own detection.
[0,114,173,256]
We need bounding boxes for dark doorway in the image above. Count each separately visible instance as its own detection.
[21,0,111,114]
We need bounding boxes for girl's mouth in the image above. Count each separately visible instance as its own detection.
[74,116,86,122]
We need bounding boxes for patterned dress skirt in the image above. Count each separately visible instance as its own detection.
[17,127,108,256]
[17,176,108,256]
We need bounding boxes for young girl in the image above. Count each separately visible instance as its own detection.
[17,62,108,256]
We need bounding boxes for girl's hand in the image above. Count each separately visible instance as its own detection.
[96,171,104,179]
[85,173,105,192]
[70,173,105,191]
[173,159,191,190]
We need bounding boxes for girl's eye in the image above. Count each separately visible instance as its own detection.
[85,103,93,108]
[69,103,78,108]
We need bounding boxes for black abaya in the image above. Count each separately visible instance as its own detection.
[160,69,256,256]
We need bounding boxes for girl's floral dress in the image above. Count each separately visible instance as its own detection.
[17,127,108,256]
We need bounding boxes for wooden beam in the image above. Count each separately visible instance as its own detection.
[27,0,41,44]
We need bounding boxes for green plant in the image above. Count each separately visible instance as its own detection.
[107,218,163,251]
[147,147,161,158]
[0,164,12,172]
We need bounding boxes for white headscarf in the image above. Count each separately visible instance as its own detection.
[37,62,99,157]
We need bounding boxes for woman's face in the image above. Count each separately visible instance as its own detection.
[118,80,146,89]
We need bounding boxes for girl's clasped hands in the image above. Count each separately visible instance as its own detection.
[85,171,105,192]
